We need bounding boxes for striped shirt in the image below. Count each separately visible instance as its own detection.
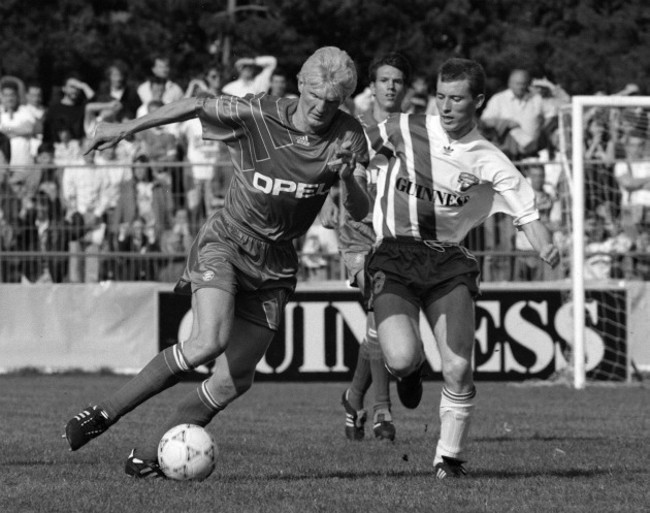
[197,93,368,241]
[372,114,539,243]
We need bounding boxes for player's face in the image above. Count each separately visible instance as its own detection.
[436,78,484,139]
[370,65,407,113]
[297,81,342,133]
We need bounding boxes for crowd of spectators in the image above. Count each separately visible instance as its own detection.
[1,54,649,284]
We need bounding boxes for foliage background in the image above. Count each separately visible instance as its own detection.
[1,0,649,100]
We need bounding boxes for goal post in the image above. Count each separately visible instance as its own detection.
[568,95,650,388]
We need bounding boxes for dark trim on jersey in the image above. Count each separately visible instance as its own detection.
[408,114,436,240]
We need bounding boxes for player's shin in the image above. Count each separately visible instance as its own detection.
[102,343,196,421]
[434,386,476,464]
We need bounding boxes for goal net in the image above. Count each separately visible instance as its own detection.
[554,96,650,387]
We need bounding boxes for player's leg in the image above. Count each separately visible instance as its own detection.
[132,316,275,465]
[341,263,371,440]
[423,284,476,478]
[373,292,424,409]
[365,311,395,441]
[65,286,235,451]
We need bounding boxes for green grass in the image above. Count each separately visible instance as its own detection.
[0,376,648,513]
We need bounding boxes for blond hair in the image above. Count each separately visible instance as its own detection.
[297,46,357,101]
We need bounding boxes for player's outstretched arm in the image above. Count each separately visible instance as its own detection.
[520,219,560,268]
[328,141,369,222]
[85,98,201,153]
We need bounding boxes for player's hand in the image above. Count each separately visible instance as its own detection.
[320,201,339,229]
[328,140,358,180]
[84,121,128,154]
[457,172,480,192]
[540,244,560,268]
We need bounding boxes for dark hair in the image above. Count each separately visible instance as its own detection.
[37,142,55,155]
[0,79,19,93]
[438,58,486,98]
[106,59,129,80]
[368,53,411,84]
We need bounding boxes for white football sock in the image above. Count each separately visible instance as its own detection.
[434,386,476,464]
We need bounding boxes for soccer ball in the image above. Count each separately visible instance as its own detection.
[158,424,217,480]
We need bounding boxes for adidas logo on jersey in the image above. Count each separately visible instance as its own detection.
[296,135,310,146]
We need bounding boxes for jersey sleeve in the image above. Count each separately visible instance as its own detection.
[481,150,539,226]
[195,94,255,144]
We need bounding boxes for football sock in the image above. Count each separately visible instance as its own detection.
[434,385,476,464]
[102,344,193,421]
[366,315,391,413]
[139,381,225,462]
[348,342,372,411]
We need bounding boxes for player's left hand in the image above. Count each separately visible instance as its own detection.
[457,172,480,192]
[328,140,358,180]
[540,244,560,268]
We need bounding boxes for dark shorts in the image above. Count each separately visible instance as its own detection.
[174,211,298,331]
[365,238,481,310]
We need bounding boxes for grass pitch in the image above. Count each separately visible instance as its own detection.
[0,375,647,513]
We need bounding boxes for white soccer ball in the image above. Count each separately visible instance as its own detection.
[158,424,217,481]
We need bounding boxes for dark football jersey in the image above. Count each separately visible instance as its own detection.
[197,93,368,241]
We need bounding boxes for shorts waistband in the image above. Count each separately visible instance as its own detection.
[222,211,293,247]
[380,237,461,249]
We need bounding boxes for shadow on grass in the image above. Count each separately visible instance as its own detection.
[474,435,607,442]
[216,466,615,483]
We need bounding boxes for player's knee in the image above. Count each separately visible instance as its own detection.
[385,358,419,379]
[441,358,473,388]
[184,329,229,365]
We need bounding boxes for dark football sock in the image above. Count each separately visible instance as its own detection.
[348,342,372,411]
[102,344,192,421]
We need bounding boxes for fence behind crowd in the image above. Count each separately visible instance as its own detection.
[1,154,650,285]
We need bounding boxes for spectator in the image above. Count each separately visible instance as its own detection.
[480,69,545,160]
[95,60,142,121]
[158,207,193,282]
[614,130,650,239]
[299,216,339,281]
[24,83,47,124]
[53,125,83,167]
[34,142,61,202]
[514,165,556,281]
[632,230,650,280]
[42,75,95,144]
[135,77,165,118]
[268,68,297,98]
[15,190,68,283]
[222,55,277,97]
[0,78,37,169]
[184,65,223,99]
[61,149,109,282]
[400,74,437,115]
[136,55,184,107]
[178,89,224,233]
[133,99,181,206]
[115,216,161,281]
[112,155,172,245]
[530,77,570,129]
[583,212,632,280]
[583,112,621,230]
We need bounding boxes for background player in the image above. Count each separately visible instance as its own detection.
[366,57,560,478]
[322,53,411,442]
[64,46,370,478]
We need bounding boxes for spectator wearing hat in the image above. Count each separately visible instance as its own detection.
[222,55,277,98]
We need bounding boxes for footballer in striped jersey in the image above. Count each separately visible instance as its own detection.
[324,53,411,442]
[366,58,561,478]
